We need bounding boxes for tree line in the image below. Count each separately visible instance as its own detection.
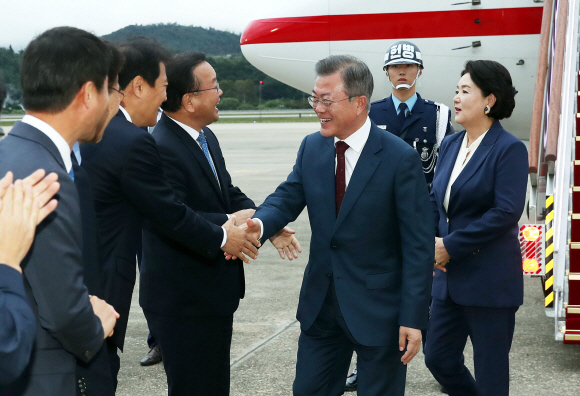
[1,24,309,113]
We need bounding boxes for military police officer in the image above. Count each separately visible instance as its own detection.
[344,41,454,393]
[369,40,454,188]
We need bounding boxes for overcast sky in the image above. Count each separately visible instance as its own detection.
[0,0,314,50]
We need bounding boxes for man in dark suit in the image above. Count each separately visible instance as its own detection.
[0,27,119,396]
[140,52,299,396]
[80,38,260,386]
[0,170,60,385]
[346,40,454,392]
[245,55,434,396]
[74,41,126,396]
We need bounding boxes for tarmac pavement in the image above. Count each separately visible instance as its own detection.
[111,122,580,396]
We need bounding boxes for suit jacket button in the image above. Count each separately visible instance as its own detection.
[331,245,338,250]
[326,273,331,278]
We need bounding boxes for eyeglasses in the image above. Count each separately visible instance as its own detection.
[192,82,220,94]
[110,87,125,97]
[307,96,354,109]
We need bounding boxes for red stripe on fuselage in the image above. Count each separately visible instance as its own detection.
[240,7,543,45]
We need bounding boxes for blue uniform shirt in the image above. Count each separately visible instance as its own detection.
[369,93,454,186]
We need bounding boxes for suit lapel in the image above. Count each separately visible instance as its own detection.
[333,125,382,233]
[448,121,503,208]
[314,136,339,228]
[160,115,224,203]
[9,122,67,171]
[435,132,462,212]
[203,127,230,206]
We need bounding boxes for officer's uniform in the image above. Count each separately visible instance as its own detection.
[369,93,454,187]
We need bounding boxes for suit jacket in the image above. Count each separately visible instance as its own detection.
[0,122,103,396]
[80,110,224,349]
[369,93,454,185]
[72,158,115,395]
[140,114,255,317]
[72,158,104,298]
[430,120,528,307]
[254,122,434,346]
[0,265,35,385]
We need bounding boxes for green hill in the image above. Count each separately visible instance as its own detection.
[102,23,241,56]
[1,24,308,112]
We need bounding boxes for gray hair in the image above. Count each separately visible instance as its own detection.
[315,55,374,111]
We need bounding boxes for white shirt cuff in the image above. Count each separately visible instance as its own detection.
[220,226,228,248]
[253,218,264,240]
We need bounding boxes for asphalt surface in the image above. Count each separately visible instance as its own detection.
[102,122,580,395]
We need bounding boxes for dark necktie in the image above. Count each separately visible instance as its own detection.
[398,102,408,128]
[69,153,76,181]
[335,141,349,216]
[196,131,218,181]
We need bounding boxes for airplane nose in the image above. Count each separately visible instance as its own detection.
[241,16,331,94]
[241,16,329,46]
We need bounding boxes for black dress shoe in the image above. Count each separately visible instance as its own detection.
[344,372,357,392]
[140,346,162,366]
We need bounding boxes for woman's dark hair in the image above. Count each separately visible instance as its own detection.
[461,60,517,120]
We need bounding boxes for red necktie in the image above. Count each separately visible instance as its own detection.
[335,141,349,216]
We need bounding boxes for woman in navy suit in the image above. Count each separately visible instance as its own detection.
[424,60,528,396]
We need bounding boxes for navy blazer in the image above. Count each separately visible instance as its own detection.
[430,120,528,307]
[254,122,434,346]
[81,111,224,349]
[0,265,35,385]
[140,114,255,316]
[369,93,454,185]
[0,122,103,396]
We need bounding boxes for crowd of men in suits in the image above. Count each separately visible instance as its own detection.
[0,25,464,396]
[0,26,304,396]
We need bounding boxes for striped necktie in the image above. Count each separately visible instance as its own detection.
[197,131,218,181]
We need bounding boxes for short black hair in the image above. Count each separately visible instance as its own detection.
[21,26,112,113]
[461,60,517,120]
[117,37,171,90]
[106,41,125,90]
[162,52,207,112]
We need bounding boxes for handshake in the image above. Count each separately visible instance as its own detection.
[221,209,302,263]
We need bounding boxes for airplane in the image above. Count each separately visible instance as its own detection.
[240,0,544,140]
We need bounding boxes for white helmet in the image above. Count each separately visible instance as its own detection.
[383,41,423,90]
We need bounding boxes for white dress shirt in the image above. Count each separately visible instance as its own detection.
[443,130,488,211]
[118,105,132,123]
[334,116,372,188]
[165,115,228,248]
[255,117,372,239]
[22,115,72,173]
